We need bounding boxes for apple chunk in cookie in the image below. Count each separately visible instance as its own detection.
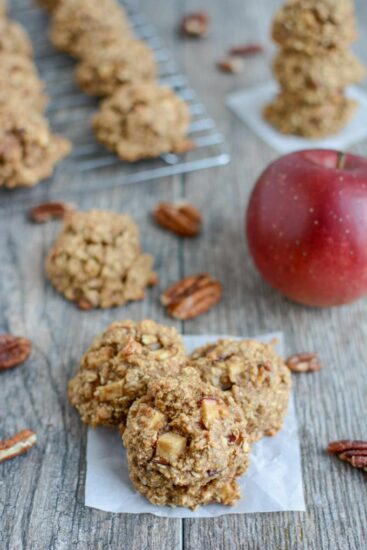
[68,320,186,428]
[189,339,291,442]
[123,368,250,510]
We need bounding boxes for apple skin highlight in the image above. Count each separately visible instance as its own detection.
[246,150,367,307]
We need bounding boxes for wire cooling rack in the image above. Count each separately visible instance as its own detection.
[1,0,230,209]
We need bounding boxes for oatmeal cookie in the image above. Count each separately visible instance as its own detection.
[68,320,186,428]
[273,49,365,101]
[123,368,250,510]
[92,82,192,162]
[0,103,70,188]
[0,19,33,57]
[0,54,48,112]
[46,210,156,310]
[189,339,291,442]
[264,91,357,138]
[75,39,157,97]
[272,0,357,54]
[50,0,131,57]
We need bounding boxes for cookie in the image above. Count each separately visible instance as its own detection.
[0,53,48,112]
[92,82,192,162]
[68,320,186,428]
[189,339,291,442]
[123,368,250,510]
[50,0,131,58]
[46,210,156,310]
[75,39,157,97]
[272,0,357,54]
[0,19,33,57]
[0,103,70,188]
[273,48,365,101]
[264,91,357,138]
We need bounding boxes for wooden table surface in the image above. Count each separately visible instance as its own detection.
[1,1,367,548]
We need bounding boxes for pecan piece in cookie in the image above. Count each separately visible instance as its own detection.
[161,273,222,320]
[0,334,32,370]
[153,202,202,237]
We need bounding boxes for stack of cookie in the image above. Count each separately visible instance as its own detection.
[68,319,291,509]
[38,0,192,162]
[0,1,70,188]
[264,0,366,138]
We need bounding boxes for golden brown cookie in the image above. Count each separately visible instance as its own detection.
[75,38,157,97]
[272,0,357,54]
[264,91,357,138]
[46,210,156,310]
[0,53,48,112]
[189,339,291,442]
[0,19,33,57]
[0,103,70,188]
[92,82,192,162]
[123,368,250,510]
[68,320,186,428]
[273,48,365,101]
[50,0,131,58]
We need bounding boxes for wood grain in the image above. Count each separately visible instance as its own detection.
[1,0,367,549]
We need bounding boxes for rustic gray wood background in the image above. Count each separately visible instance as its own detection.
[1,0,367,548]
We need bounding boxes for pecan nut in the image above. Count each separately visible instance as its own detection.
[229,43,264,56]
[153,201,202,237]
[29,201,76,223]
[0,334,32,370]
[180,11,209,38]
[286,352,322,373]
[0,429,37,463]
[217,57,244,74]
[161,273,222,320]
[328,440,367,471]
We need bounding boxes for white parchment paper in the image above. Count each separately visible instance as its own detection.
[85,332,306,517]
[227,82,367,154]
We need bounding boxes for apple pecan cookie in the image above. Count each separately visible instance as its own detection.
[189,339,291,442]
[50,0,131,58]
[0,18,33,57]
[92,82,192,162]
[46,209,156,310]
[68,320,186,428]
[123,368,250,510]
[264,92,357,138]
[0,53,48,112]
[75,39,157,97]
[0,103,70,188]
[272,0,357,54]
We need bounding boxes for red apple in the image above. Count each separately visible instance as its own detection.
[246,150,367,307]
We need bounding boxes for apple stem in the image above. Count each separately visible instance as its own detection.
[337,151,346,170]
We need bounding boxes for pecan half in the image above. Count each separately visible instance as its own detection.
[286,352,322,373]
[229,43,264,56]
[161,273,222,320]
[328,440,367,471]
[153,201,202,237]
[217,57,244,74]
[0,429,37,463]
[0,334,32,370]
[180,11,209,38]
[29,201,76,223]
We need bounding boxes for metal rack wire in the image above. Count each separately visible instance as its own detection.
[1,0,230,209]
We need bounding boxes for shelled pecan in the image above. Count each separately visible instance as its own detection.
[229,43,264,56]
[217,57,244,74]
[0,429,37,463]
[161,273,222,320]
[328,440,367,471]
[153,201,202,237]
[29,201,76,223]
[180,11,209,38]
[0,334,32,370]
[286,352,322,373]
